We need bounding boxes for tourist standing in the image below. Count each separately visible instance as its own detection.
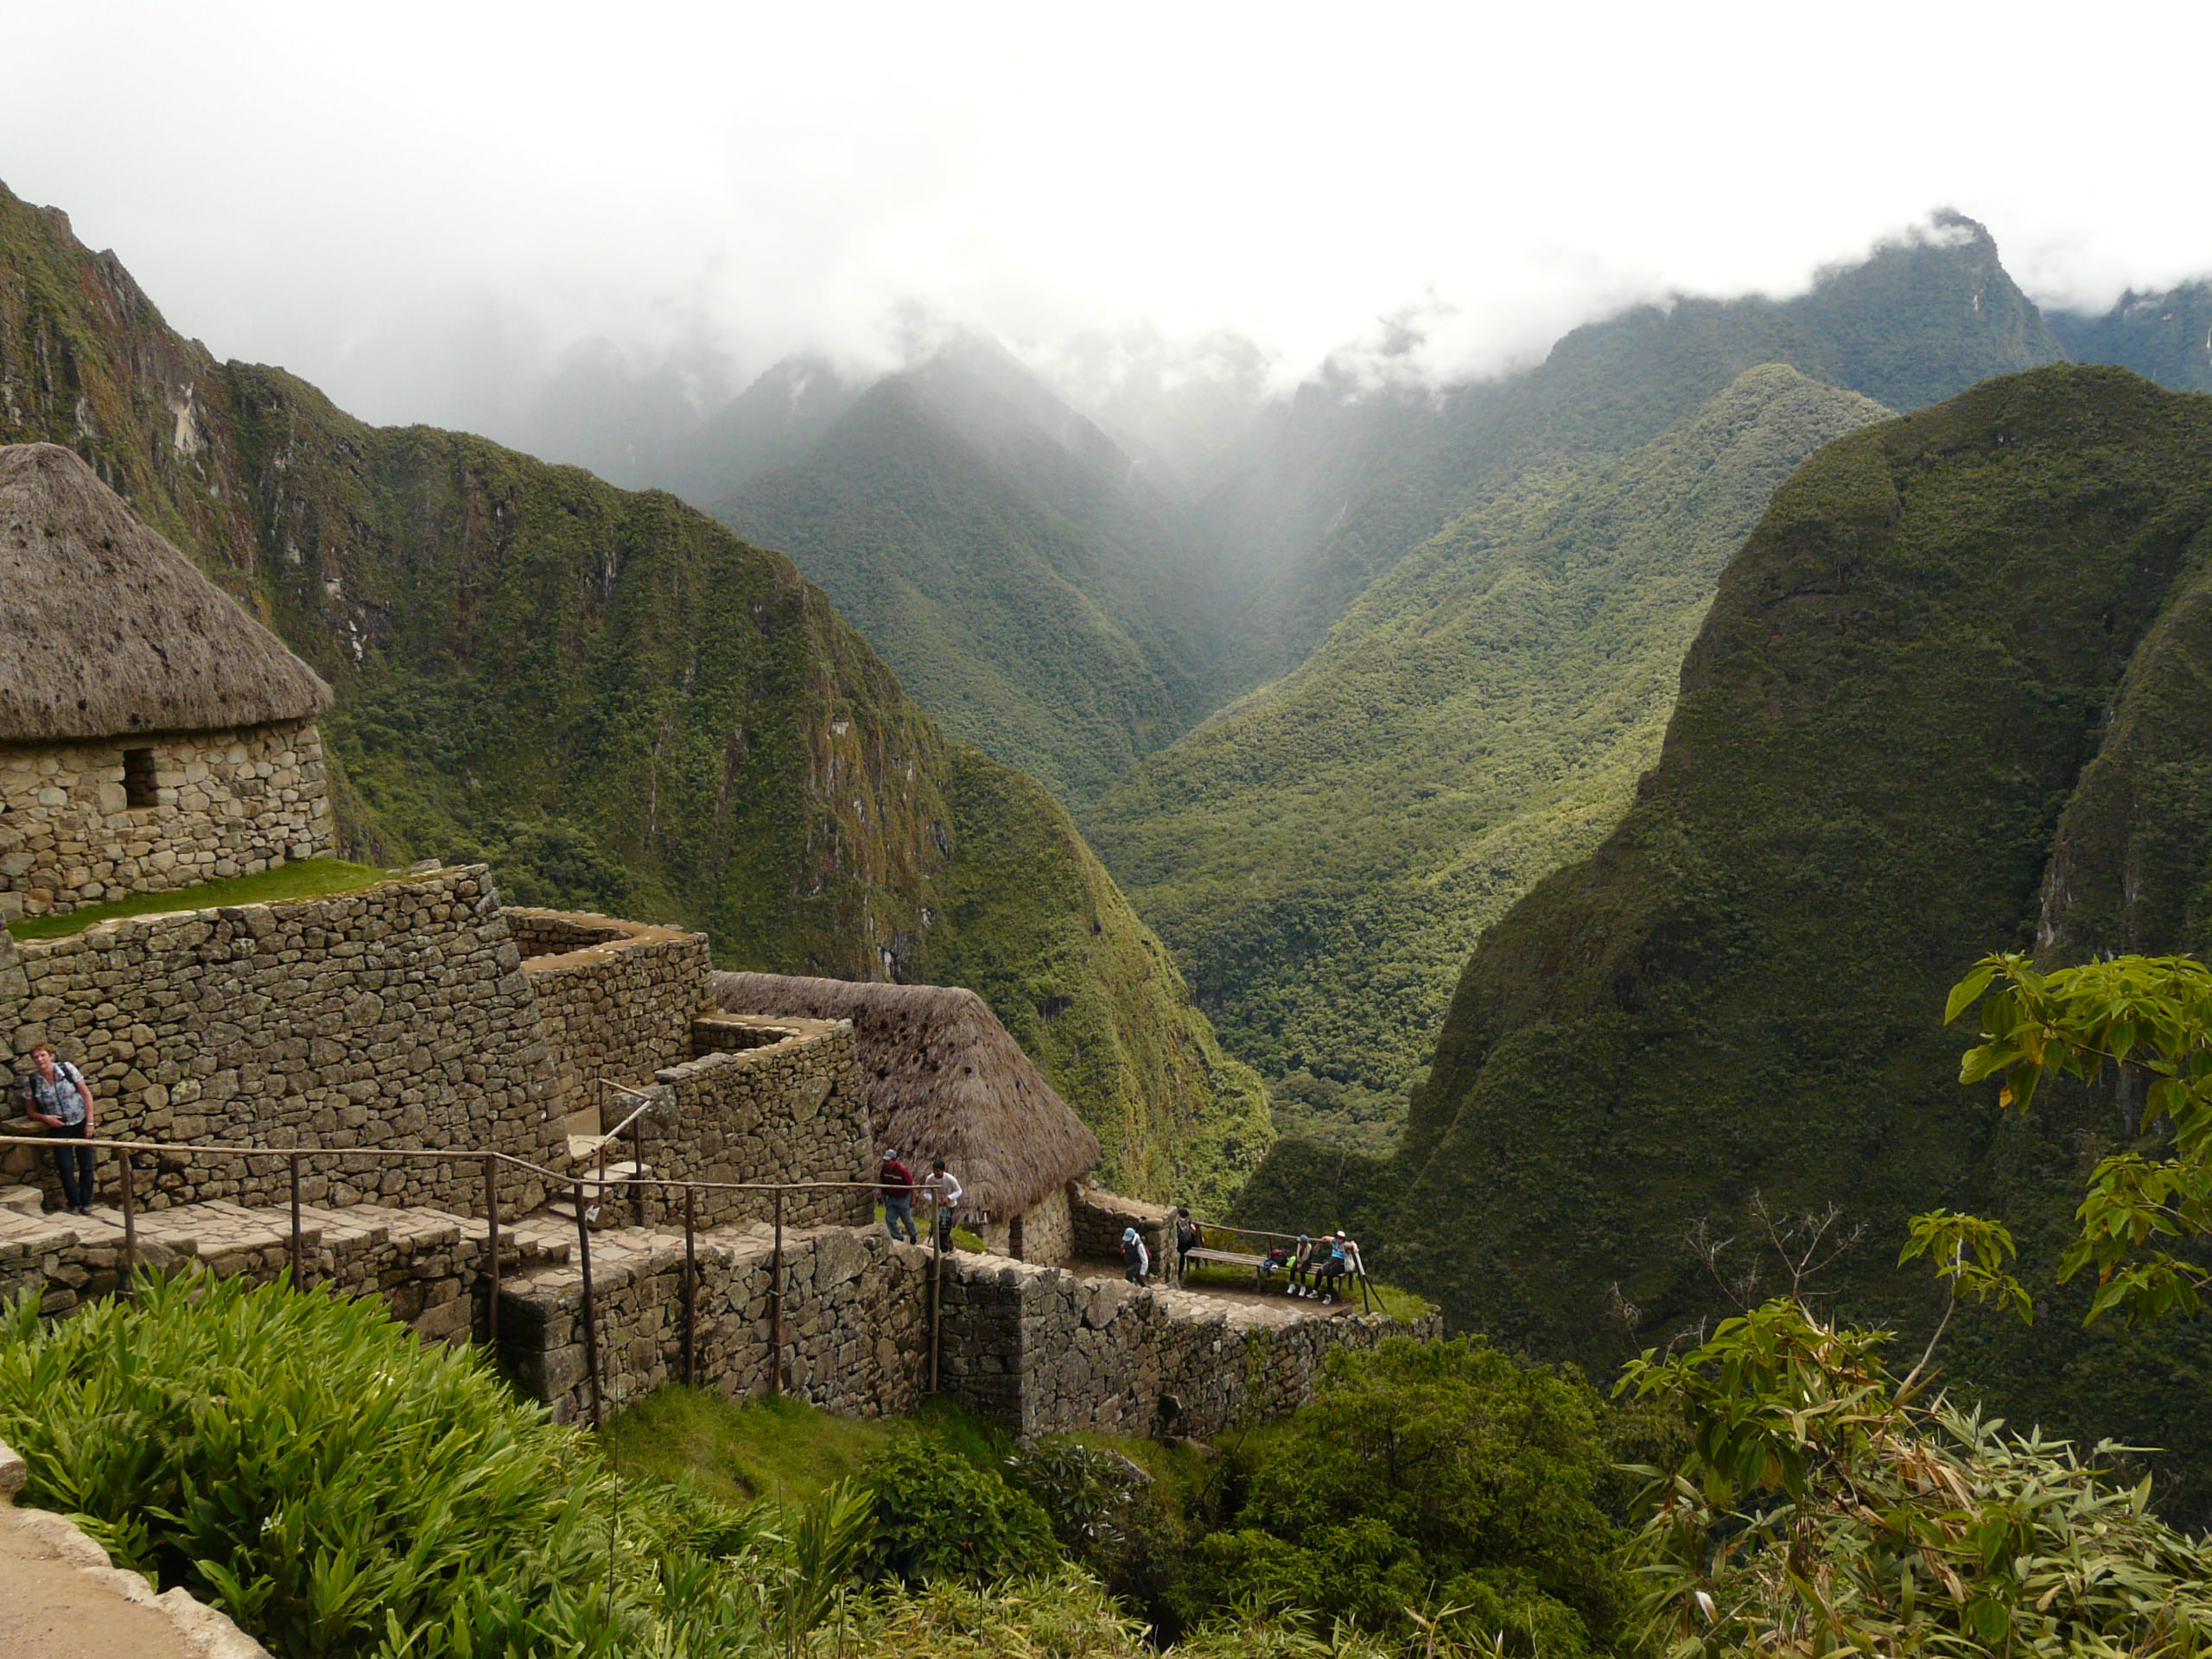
[20,1044,96,1216]
[924,1158,963,1251]
[879,1147,918,1243]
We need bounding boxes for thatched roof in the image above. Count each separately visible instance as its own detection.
[0,443,332,742]
[714,971,1100,1217]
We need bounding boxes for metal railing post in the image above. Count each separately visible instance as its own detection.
[929,1199,943,1395]
[288,1153,303,1286]
[683,1183,697,1387]
[118,1149,137,1295]
[482,1153,500,1347]
[573,1178,604,1430]
[770,1186,785,1396]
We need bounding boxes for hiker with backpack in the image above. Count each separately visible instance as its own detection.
[1121,1224,1151,1287]
[1173,1207,1199,1282]
[923,1158,963,1251]
[20,1044,97,1216]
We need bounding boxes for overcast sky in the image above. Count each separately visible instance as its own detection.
[6,0,2210,442]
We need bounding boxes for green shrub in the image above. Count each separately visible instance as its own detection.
[1182,1337,1624,1654]
[857,1431,1056,1587]
[0,1272,749,1657]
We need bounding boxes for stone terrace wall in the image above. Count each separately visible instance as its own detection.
[0,868,563,1214]
[501,1224,931,1425]
[0,719,334,921]
[936,1253,1437,1440]
[653,1022,871,1230]
[509,909,710,1115]
[0,1200,569,1340]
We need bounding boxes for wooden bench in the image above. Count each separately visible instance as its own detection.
[1182,1245,1273,1287]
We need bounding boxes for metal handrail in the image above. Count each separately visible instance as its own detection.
[0,1128,899,1429]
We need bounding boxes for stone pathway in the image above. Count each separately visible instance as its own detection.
[0,1440,268,1659]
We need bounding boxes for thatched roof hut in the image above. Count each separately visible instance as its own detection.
[0,442,332,742]
[714,972,1100,1218]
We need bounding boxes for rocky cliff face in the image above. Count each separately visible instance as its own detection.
[0,178,1269,1207]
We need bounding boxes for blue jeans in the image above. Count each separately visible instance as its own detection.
[884,1195,918,1243]
[49,1121,94,1211]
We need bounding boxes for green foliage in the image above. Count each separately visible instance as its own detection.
[855,1431,1058,1587]
[6,859,392,940]
[1087,366,1891,1121]
[1949,950,2212,1325]
[1619,1296,2212,1657]
[1183,1338,1624,1654]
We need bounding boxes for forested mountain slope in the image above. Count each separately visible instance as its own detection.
[2050,282,2212,393]
[714,341,1222,802]
[0,178,1269,1207]
[1191,214,2063,702]
[1090,219,2063,1134]
[1241,365,2212,1509]
[1087,366,1889,1142]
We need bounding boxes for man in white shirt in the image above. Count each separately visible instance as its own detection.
[924,1158,963,1251]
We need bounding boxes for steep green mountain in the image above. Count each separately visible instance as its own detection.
[0,178,1268,1206]
[1193,214,2063,702]
[714,341,1223,801]
[2049,283,2212,393]
[1087,367,1890,1141]
[1240,365,2212,1508]
[1089,218,2063,1131]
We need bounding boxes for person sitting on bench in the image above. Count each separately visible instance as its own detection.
[1289,1233,1319,1297]
[1311,1232,1352,1303]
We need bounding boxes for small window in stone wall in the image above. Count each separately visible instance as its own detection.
[123,747,159,810]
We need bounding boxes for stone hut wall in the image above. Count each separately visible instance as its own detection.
[1071,1185,1174,1273]
[0,719,334,922]
[652,1023,872,1229]
[975,1182,1074,1265]
[0,867,563,1213]
[508,909,710,1117]
[501,1224,931,1425]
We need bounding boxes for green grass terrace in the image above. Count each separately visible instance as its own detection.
[6,858,400,941]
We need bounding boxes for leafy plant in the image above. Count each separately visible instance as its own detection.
[1950,950,2212,1325]
[856,1430,1057,1587]
[1618,1296,2212,1657]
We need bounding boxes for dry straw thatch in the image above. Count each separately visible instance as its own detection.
[0,442,332,742]
[714,971,1101,1217]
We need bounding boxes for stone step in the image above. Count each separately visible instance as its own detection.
[0,1186,41,1218]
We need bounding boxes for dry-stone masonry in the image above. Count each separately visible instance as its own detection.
[654,1019,871,1229]
[508,908,711,1104]
[0,721,334,921]
[0,868,563,1214]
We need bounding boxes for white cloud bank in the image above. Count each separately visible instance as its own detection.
[4,0,2209,437]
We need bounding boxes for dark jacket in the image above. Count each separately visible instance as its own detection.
[879,1159,916,1200]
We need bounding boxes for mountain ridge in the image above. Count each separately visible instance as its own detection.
[0,176,1270,1208]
